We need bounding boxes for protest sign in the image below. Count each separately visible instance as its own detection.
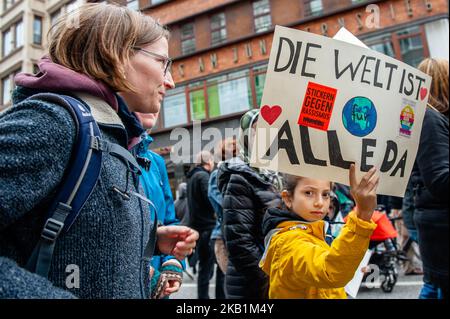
[250,26,432,197]
[345,250,373,298]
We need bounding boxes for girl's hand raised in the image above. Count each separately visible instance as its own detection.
[349,164,379,222]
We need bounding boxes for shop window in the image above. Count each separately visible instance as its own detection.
[206,71,251,118]
[253,64,268,107]
[163,86,188,128]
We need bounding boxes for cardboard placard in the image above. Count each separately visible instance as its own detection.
[250,26,432,197]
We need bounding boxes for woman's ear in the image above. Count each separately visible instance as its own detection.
[281,190,292,209]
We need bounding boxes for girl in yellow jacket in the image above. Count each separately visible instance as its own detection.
[259,164,378,299]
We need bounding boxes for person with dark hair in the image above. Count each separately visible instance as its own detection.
[207,138,239,298]
[260,165,379,299]
[175,182,190,226]
[412,58,449,299]
[132,111,187,299]
[186,151,218,299]
[217,109,281,299]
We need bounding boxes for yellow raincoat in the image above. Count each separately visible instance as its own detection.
[259,211,376,299]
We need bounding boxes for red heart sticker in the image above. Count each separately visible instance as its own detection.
[261,105,282,125]
[420,87,428,101]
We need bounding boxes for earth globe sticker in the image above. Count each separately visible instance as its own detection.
[342,96,377,137]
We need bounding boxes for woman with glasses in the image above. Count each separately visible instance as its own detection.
[0,3,198,299]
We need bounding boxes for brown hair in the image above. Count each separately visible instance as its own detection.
[195,150,214,166]
[214,137,238,162]
[418,58,449,116]
[282,174,333,195]
[48,3,169,93]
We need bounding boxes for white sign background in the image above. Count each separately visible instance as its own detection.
[251,26,431,197]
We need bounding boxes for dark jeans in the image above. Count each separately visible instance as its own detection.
[402,182,418,242]
[197,230,225,299]
[414,209,449,293]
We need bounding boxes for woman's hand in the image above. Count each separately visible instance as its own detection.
[349,164,379,222]
[156,225,199,261]
[162,279,181,296]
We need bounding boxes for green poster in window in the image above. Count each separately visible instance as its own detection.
[255,73,266,107]
[190,90,206,120]
[207,84,221,117]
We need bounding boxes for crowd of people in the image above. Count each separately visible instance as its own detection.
[0,3,447,300]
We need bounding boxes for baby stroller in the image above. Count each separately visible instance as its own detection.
[338,202,406,293]
[363,205,407,293]
[331,189,408,293]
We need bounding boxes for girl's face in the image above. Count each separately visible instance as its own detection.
[282,177,331,222]
[121,37,175,114]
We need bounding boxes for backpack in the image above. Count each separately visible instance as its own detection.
[24,93,157,278]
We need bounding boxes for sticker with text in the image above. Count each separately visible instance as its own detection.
[399,98,416,138]
[298,82,337,131]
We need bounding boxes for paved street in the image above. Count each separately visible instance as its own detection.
[172,265,423,299]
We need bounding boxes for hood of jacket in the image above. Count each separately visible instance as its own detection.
[186,165,209,179]
[15,56,119,111]
[14,56,145,143]
[216,157,272,194]
[262,207,310,236]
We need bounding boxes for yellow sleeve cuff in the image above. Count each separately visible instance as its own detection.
[346,211,377,237]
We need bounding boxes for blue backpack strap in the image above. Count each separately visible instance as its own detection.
[25,93,103,278]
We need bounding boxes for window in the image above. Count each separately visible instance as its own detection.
[305,0,323,17]
[33,16,43,45]
[151,0,168,4]
[2,29,12,57]
[206,70,252,117]
[2,20,23,58]
[181,23,195,55]
[163,86,188,127]
[33,64,40,75]
[1,69,20,107]
[14,20,23,48]
[189,82,205,121]
[3,0,17,11]
[157,64,270,130]
[127,0,139,11]
[253,0,271,33]
[365,34,395,58]
[397,27,426,67]
[363,25,428,68]
[253,64,268,107]
[210,13,227,46]
[1,75,11,106]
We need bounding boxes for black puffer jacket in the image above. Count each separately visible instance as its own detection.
[217,158,280,299]
[410,108,449,289]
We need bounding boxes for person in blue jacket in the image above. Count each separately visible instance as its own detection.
[132,111,186,299]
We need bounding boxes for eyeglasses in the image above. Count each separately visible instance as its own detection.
[133,47,172,76]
